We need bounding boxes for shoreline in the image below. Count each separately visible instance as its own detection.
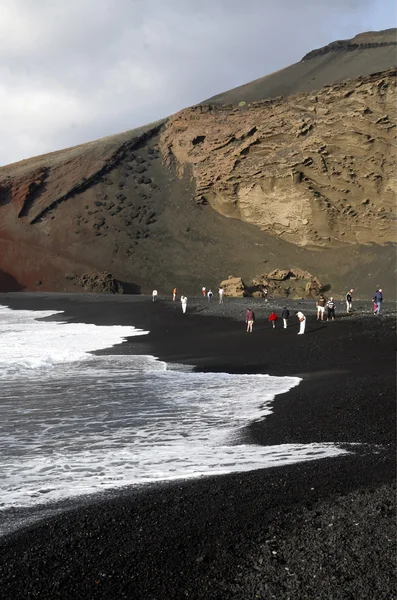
[0,293,395,599]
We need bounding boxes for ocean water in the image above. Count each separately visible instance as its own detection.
[0,305,348,527]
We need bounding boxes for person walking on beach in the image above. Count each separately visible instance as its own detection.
[201,286,206,297]
[346,289,353,313]
[152,289,158,302]
[373,288,383,315]
[218,287,224,304]
[296,311,306,335]
[172,287,177,301]
[316,293,327,321]
[281,306,290,329]
[268,311,278,329]
[326,297,336,320]
[264,287,268,302]
[207,289,213,303]
[246,308,255,333]
[181,295,187,314]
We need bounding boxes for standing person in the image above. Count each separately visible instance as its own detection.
[296,311,306,335]
[268,311,278,329]
[346,289,353,313]
[201,286,206,297]
[246,308,255,333]
[207,289,213,303]
[180,295,187,314]
[264,287,268,302]
[152,289,158,302]
[373,288,383,315]
[218,287,224,304]
[172,287,177,301]
[316,293,327,321]
[281,306,290,329]
[326,297,336,321]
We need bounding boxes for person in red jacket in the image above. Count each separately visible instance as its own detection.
[268,311,278,329]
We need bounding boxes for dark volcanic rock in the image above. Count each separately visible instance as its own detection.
[75,272,124,294]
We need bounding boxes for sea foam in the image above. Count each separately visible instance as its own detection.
[0,305,349,515]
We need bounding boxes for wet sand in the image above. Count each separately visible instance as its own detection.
[0,293,395,599]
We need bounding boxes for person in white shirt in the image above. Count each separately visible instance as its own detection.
[345,289,353,313]
[296,311,306,334]
[180,295,187,313]
[152,289,158,302]
[207,289,213,303]
[218,287,224,304]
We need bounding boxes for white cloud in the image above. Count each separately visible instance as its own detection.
[0,0,395,165]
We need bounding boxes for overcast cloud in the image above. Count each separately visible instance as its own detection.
[0,0,395,165]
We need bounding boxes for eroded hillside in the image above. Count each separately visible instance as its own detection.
[0,30,395,295]
[160,69,396,247]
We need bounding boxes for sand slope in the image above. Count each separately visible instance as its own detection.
[0,30,395,296]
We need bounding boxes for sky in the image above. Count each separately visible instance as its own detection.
[0,0,395,165]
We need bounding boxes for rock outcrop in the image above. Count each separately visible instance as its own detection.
[219,276,246,297]
[66,272,124,294]
[160,69,396,247]
[251,269,322,299]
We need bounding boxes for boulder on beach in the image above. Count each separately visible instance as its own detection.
[249,268,323,299]
[219,276,246,297]
[74,272,124,294]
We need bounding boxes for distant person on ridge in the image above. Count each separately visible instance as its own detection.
[152,289,158,302]
[268,311,278,329]
[246,308,255,333]
[296,311,306,335]
[181,295,187,313]
[207,289,213,303]
[373,288,383,315]
[173,287,177,301]
[316,293,327,321]
[202,286,206,297]
[326,297,336,321]
[218,287,224,304]
[346,289,353,313]
[281,306,290,329]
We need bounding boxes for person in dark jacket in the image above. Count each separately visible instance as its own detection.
[373,289,383,315]
[326,297,336,320]
[246,308,255,333]
[281,307,290,329]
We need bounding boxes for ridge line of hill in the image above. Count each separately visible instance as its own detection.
[301,28,397,61]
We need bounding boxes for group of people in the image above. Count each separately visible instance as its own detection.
[153,286,385,321]
[154,287,225,312]
[244,285,385,335]
[316,294,336,321]
[201,286,224,303]
[245,307,306,334]
[345,288,384,315]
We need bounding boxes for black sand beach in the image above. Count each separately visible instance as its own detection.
[0,293,395,599]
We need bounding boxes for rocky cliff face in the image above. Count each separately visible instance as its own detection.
[160,70,396,247]
[0,30,395,296]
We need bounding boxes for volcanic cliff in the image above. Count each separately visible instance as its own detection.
[0,29,396,296]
